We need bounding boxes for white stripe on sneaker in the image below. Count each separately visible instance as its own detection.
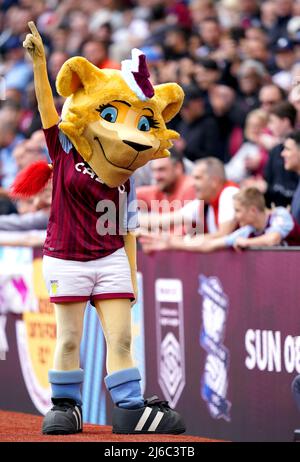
[73,411,79,430]
[147,411,164,432]
[134,407,152,431]
[75,406,82,429]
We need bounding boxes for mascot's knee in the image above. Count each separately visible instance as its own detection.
[107,331,132,357]
[57,331,80,355]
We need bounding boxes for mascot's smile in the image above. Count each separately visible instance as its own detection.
[94,136,140,171]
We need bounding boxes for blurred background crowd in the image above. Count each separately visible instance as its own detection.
[2,0,300,250]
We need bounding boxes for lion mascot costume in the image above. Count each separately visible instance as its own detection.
[12,22,185,435]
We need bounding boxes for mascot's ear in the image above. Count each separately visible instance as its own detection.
[56,57,109,97]
[154,83,184,123]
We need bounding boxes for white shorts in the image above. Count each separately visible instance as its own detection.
[43,247,134,304]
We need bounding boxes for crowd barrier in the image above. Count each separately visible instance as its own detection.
[0,245,299,441]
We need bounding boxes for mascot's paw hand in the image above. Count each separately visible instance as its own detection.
[112,396,186,434]
[23,21,45,61]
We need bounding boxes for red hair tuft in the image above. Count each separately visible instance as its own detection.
[10,161,53,198]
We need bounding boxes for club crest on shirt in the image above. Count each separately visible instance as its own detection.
[50,280,59,295]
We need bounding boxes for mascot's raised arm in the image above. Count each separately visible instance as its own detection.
[13,21,185,435]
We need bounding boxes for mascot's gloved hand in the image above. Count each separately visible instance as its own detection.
[23,21,46,63]
[22,22,59,130]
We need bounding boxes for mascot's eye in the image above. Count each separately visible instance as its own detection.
[138,116,151,132]
[137,115,159,131]
[99,106,118,123]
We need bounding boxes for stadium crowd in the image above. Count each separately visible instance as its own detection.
[1,0,300,251]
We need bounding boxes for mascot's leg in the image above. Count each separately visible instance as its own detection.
[95,299,186,434]
[94,299,143,407]
[42,302,86,435]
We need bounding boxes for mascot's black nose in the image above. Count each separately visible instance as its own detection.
[123,140,151,152]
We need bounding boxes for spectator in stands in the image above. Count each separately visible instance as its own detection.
[236,59,267,125]
[181,157,239,235]
[257,85,287,152]
[260,1,277,33]
[263,101,299,207]
[136,148,196,212]
[198,17,222,58]
[177,57,195,87]
[13,135,48,172]
[176,85,221,162]
[138,157,238,238]
[242,29,272,71]
[244,26,268,44]
[133,153,194,190]
[0,101,22,138]
[108,8,150,60]
[0,181,51,231]
[140,187,300,253]
[19,82,42,137]
[272,37,296,91]
[239,0,261,29]
[268,0,293,45]
[217,0,240,29]
[209,84,243,162]
[288,79,300,130]
[162,26,189,61]
[194,58,222,93]
[48,51,70,98]
[0,5,31,37]
[12,142,27,172]
[0,188,17,215]
[225,109,269,183]
[1,36,32,98]
[281,131,300,224]
[0,117,24,190]
[65,9,90,55]
[30,130,50,159]
[189,0,217,26]
[50,25,70,54]
[258,84,285,114]
[81,38,120,69]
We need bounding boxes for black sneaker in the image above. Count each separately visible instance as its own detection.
[112,395,186,434]
[42,398,82,435]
